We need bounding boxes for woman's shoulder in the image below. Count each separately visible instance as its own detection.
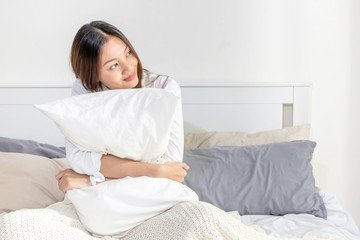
[142,70,181,97]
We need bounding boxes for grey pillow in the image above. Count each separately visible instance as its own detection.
[183,140,327,219]
[0,137,65,159]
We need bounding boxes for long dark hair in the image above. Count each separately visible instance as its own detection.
[70,21,143,92]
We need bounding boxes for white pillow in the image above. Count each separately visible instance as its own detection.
[35,88,178,163]
[66,177,199,237]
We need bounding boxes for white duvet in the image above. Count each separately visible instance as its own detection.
[0,199,351,240]
[241,189,360,240]
[1,188,359,240]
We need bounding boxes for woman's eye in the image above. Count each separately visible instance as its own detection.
[110,63,118,70]
[126,50,132,57]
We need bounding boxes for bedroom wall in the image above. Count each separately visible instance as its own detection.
[348,0,360,226]
[1,0,360,227]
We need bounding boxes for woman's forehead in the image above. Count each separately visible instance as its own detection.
[100,37,127,64]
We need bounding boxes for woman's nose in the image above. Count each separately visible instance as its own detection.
[122,62,132,75]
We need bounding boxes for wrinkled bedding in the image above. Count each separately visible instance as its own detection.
[241,189,360,240]
[0,200,348,240]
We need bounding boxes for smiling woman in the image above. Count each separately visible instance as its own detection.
[61,20,188,190]
[46,20,197,236]
[70,21,143,92]
[98,36,139,89]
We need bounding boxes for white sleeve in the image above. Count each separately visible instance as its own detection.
[65,140,105,185]
[156,78,184,164]
[65,79,105,185]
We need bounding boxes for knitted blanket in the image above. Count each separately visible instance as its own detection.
[0,201,345,240]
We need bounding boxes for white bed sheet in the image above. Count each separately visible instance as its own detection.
[240,188,360,240]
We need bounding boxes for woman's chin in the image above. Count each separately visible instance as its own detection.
[122,78,139,89]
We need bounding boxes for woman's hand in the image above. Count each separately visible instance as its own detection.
[158,162,189,183]
[55,168,91,193]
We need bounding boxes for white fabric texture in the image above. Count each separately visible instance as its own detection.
[36,88,178,162]
[64,72,184,185]
[0,200,347,240]
[240,188,360,240]
[35,72,194,236]
[65,176,199,237]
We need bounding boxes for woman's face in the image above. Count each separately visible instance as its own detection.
[98,36,139,89]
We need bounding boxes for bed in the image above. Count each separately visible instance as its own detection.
[0,82,359,240]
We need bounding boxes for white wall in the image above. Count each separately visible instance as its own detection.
[1,0,360,227]
[348,0,360,227]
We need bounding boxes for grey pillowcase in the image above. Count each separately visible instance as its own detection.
[183,140,327,219]
[0,137,66,159]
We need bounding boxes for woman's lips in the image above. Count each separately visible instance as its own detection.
[124,72,136,82]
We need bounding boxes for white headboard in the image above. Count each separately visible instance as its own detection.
[181,82,311,133]
[0,82,311,146]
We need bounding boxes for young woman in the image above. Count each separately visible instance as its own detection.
[56,21,189,193]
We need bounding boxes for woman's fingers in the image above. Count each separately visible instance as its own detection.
[57,177,67,193]
[172,164,187,183]
[181,162,190,170]
[55,168,73,181]
[55,169,65,181]
[57,169,91,193]
[156,161,190,183]
[56,169,76,193]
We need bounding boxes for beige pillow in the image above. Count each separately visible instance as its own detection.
[0,152,70,214]
[184,124,310,150]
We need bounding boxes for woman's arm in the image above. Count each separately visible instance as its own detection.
[58,77,188,193]
[58,141,188,193]
[56,156,188,193]
[100,154,188,181]
[65,139,188,181]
